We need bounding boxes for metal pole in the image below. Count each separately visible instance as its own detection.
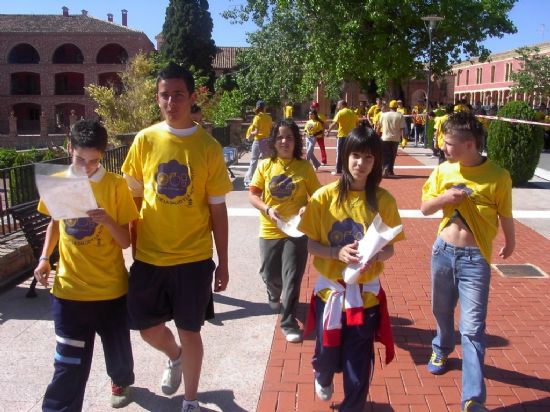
[426,26,433,148]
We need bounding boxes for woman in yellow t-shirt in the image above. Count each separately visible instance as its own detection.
[244,100,273,187]
[298,125,404,410]
[248,120,321,343]
[303,109,326,169]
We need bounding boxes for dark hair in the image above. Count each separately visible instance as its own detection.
[191,104,201,113]
[308,109,324,125]
[442,111,485,151]
[337,125,382,211]
[445,103,454,114]
[269,120,303,160]
[69,119,108,152]
[156,62,195,94]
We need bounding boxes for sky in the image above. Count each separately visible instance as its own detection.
[1,0,549,54]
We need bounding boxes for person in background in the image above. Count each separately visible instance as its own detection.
[326,99,358,175]
[284,102,294,120]
[304,109,326,169]
[244,100,273,188]
[378,100,407,177]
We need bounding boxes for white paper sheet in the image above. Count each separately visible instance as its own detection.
[342,213,402,284]
[34,164,98,220]
[276,214,304,238]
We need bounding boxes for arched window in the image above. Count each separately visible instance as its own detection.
[96,44,128,64]
[52,44,84,64]
[11,72,41,95]
[8,43,40,64]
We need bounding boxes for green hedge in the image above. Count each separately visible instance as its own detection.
[487,101,544,186]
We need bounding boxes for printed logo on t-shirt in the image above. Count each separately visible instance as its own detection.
[155,160,191,199]
[269,174,295,199]
[64,217,97,240]
[328,217,364,246]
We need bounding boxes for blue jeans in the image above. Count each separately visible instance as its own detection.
[306,135,321,169]
[431,237,490,407]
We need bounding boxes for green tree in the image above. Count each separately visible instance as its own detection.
[161,0,218,83]
[225,0,517,102]
[488,101,544,186]
[510,46,550,98]
[86,53,160,140]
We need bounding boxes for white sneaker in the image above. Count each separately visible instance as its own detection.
[284,330,303,343]
[181,399,201,411]
[314,379,334,401]
[161,352,182,395]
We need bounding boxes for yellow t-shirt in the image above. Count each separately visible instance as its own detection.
[252,112,273,140]
[434,114,449,149]
[121,123,233,266]
[367,104,380,118]
[284,105,293,119]
[454,103,470,113]
[421,159,513,262]
[304,119,324,137]
[397,107,408,115]
[38,169,139,301]
[333,108,358,138]
[298,181,405,287]
[251,157,321,239]
[412,105,426,125]
[318,113,327,124]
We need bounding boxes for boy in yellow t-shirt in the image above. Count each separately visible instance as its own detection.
[121,63,233,411]
[326,99,358,175]
[421,111,515,412]
[34,120,139,410]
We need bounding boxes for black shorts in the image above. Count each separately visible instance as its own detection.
[127,259,215,332]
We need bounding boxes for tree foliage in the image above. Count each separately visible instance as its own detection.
[487,101,544,186]
[161,0,217,83]
[225,0,517,102]
[510,46,550,98]
[86,53,160,140]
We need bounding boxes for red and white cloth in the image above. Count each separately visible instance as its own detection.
[304,275,395,364]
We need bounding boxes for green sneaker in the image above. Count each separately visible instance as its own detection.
[462,400,489,412]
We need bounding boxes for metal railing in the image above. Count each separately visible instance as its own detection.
[0,146,128,237]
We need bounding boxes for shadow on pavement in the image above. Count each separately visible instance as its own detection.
[0,285,52,323]
[131,387,248,412]
[491,397,550,411]
[517,181,550,190]
[207,293,275,325]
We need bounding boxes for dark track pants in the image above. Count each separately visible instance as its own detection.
[43,295,134,412]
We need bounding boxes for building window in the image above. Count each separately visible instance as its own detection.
[53,44,84,64]
[466,70,470,85]
[457,70,461,86]
[11,72,41,95]
[8,43,40,64]
[54,72,85,95]
[96,44,128,64]
[476,68,483,84]
[491,66,496,83]
[505,62,513,81]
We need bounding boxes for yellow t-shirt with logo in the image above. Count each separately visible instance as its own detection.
[298,181,405,287]
[304,119,324,137]
[333,108,358,138]
[252,112,273,140]
[38,170,139,301]
[421,159,513,262]
[367,104,380,118]
[121,123,233,266]
[251,157,321,239]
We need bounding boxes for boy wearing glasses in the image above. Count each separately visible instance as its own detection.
[34,119,139,410]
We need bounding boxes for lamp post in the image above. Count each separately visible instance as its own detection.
[421,15,444,117]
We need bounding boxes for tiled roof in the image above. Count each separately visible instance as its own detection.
[0,14,142,34]
[213,47,247,70]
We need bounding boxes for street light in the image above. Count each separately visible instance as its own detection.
[421,15,444,117]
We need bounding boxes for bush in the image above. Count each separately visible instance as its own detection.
[487,101,544,186]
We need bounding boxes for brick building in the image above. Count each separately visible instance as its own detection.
[452,41,550,107]
[0,7,154,135]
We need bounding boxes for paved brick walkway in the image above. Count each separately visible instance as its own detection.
[257,146,550,412]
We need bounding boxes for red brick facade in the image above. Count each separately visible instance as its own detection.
[0,11,154,135]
